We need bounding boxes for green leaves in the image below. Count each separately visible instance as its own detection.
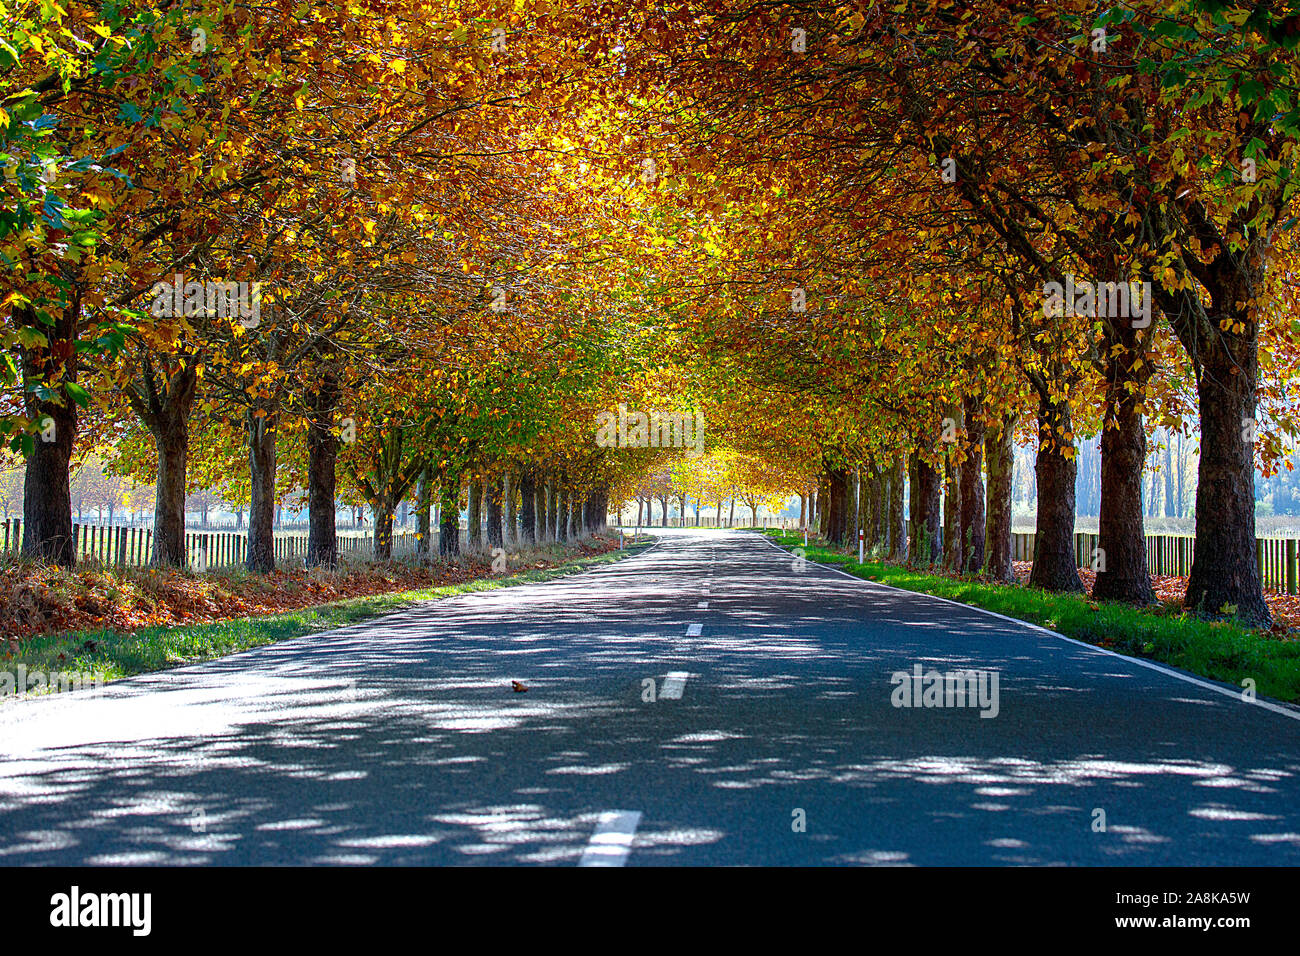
[64,382,91,408]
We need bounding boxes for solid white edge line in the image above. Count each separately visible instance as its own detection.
[579,810,642,866]
[757,532,1300,723]
[660,671,690,699]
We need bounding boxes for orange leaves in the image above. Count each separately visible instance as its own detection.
[0,534,630,644]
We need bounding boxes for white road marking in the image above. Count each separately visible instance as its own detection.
[579,810,642,867]
[660,671,690,699]
[697,601,709,609]
[757,533,1300,722]
[686,623,703,637]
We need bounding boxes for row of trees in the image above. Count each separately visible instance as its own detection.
[1,2,678,571]
[569,0,1300,625]
[6,2,1300,629]
[622,451,803,526]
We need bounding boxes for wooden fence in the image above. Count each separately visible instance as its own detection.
[1009,531,1300,595]
[0,520,420,570]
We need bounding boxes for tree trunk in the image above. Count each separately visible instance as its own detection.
[373,504,394,560]
[467,479,482,549]
[152,420,190,568]
[908,456,918,554]
[18,303,78,566]
[503,470,516,545]
[825,466,846,546]
[943,455,962,571]
[246,410,278,572]
[486,476,503,548]
[584,487,607,534]
[1093,377,1156,604]
[910,453,941,567]
[1028,394,1083,592]
[305,374,340,568]
[128,361,201,569]
[544,481,556,539]
[960,395,987,574]
[415,468,433,557]
[851,467,861,545]
[21,399,77,566]
[518,470,536,545]
[554,487,567,541]
[888,454,906,561]
[1185,336,1270,623]
[438,484,460,557]
[869,462,885,550]
[984,413,1016,583]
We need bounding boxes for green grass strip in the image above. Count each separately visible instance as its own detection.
[765,530,1300,704]
[4,538,653,692]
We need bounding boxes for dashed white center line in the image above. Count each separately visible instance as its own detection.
[697,601,708,609]
[686,623,703,637]
[660,670,690,699]
[579,810,642,867]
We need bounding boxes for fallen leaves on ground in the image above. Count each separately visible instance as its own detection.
[1011,561,1300,633]
[0,535,622,649]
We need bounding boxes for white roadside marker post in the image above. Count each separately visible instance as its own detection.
[858,528,864,564]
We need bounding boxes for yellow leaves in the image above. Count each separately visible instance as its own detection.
[389,58,407,74]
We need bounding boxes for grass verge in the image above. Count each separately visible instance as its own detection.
[764,530,1300,704]
[3,534,654,693]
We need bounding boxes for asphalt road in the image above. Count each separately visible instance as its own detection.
[2,529,1298,866]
